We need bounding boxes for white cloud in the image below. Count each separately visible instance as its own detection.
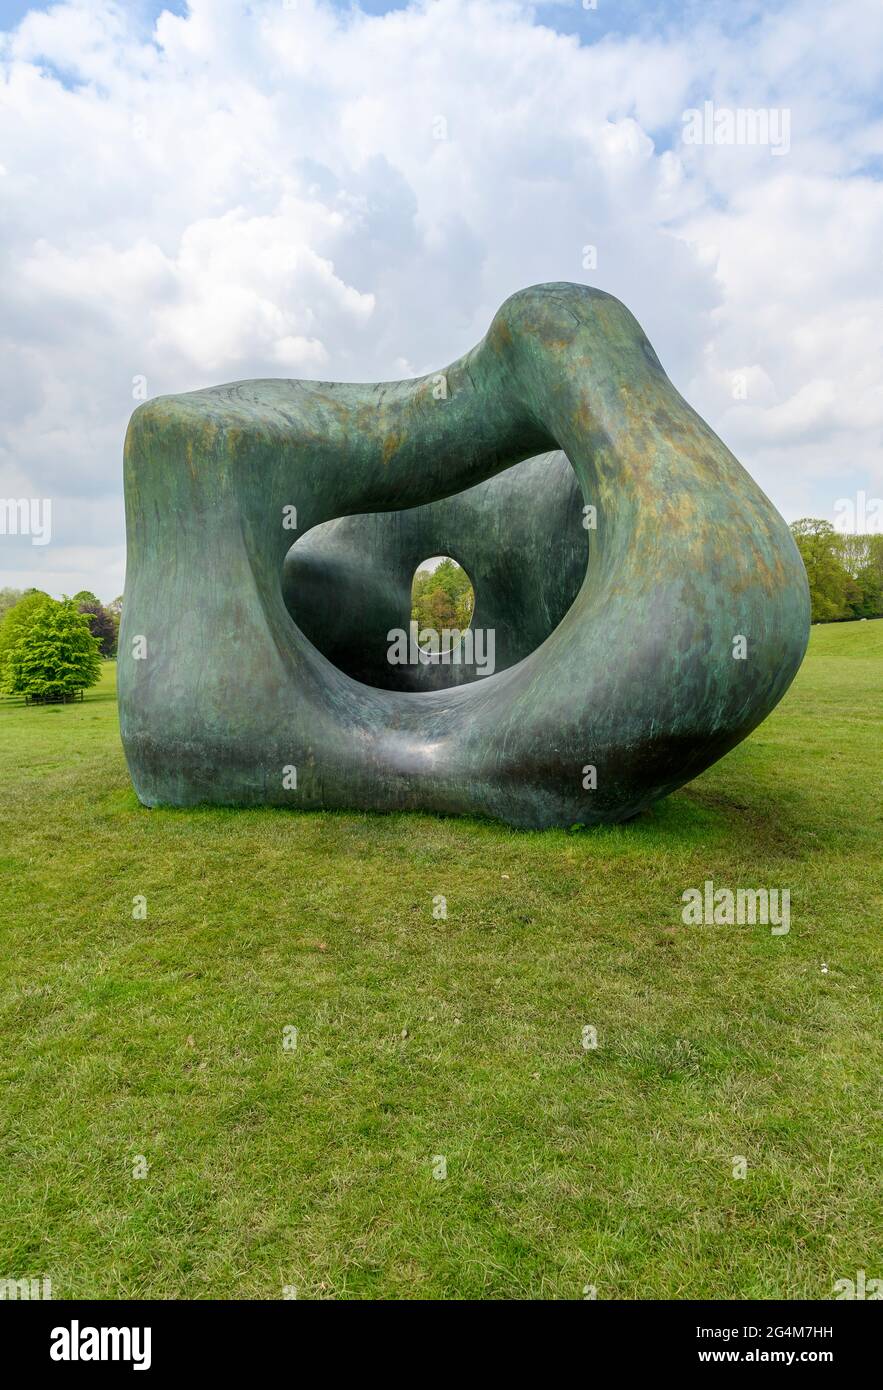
[0,0,881,600]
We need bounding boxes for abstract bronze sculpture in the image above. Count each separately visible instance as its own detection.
[120,282,810,827]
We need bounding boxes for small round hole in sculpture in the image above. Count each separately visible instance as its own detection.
[411,556,474,661]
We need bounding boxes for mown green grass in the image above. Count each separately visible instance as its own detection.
[0,622,880,1300]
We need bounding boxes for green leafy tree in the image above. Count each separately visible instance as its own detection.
[412,558,474,631]
[428,585,458,629]
[0,589,51,673]
[834,533,872,580]
[849,561,883,619]
[790,520,853,622]
[790,521,883,622]
[0,587,25,623]
[3,598,102,702]
[865,535,883,587]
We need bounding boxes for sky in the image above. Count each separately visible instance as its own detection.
[1,0,881,602]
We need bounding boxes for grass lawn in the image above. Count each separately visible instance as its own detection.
[0,621,880,1300]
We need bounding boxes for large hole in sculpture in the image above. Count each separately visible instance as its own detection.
[281,449,588,694]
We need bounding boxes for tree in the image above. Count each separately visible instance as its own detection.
[849,561,883,619]
[790,520,853,622]
[3,598,102,703]
[76,596,118,657]
[865,535,883,586]
[0,587,25,623]
[412,557,475,631]
[834,533,872,580]
[428,585,458,630]
[0,589,51,673]
[790,520,883,622]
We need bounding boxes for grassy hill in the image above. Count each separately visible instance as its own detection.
[0,621,880,1299]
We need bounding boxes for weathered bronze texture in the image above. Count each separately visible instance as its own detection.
[120,283,809,827]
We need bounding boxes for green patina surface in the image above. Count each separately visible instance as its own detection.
[120,283,810,827]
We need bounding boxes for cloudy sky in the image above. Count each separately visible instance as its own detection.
[1,0,881,601]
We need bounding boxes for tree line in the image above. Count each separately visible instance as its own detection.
[789,522,883,623]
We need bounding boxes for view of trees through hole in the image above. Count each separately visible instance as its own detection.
[411,557,475,648]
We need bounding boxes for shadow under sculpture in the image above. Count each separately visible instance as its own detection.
[120,282,810,829]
